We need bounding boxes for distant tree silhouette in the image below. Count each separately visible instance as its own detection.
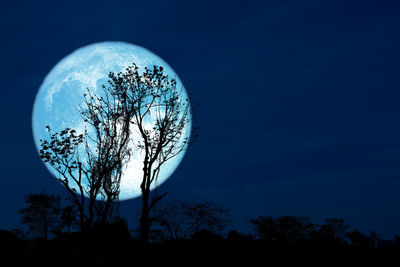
[277,215,314,242]
[39,75,132,230]
[250,215,315,243]
[60,205,76,232]
[249,216,275,241]
[227,230,253,241]
[369,230,378,248]
[323,218,350,242]
[10,229,26,240]
[346,229,370,247]
[151,199,230,240]
[104,64,195,244]
[183,201,230,234]
[19,192,61,240]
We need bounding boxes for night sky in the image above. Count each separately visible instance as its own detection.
[2,0,400,238]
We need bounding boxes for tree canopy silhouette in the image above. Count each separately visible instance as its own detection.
[104,64,194,243]
[250,215,315,243]
[151,199,230,240]
[60,205,76,233]
[19,192,61,240]
[39,64,195,241]
[39,72,132,230]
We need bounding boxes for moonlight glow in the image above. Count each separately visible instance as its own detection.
[32,42,191,200]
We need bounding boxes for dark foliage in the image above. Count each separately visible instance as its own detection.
[38,64,196,244]
[5,208,400,264]
[39,74,132,230]
[249,215,385,249]
[60,205,76,233]
[104,64,195,244]
[250,215,314,243]
[19,192,61,240]
[150,199,230,240]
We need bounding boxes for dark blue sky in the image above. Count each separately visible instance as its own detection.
[2,0,400,238]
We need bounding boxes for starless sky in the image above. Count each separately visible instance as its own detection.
[1,0,400,238]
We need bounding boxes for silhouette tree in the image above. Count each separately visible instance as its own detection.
[226,230,253,241]
[275,215,315,242]
[369,230,378,248]
[60,205,76,232]
[79,89,132,225]
[249,216,275,241]
[39,78,132,230]
[184,201,230,235]
[346,229,370,247]
[151,199,230,240]
[250,215,315,242]
[19,192,61,240]
[40,64,195,241]
[105,64,194,244]
[323,218,349,242]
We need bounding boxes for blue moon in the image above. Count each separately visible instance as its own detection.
[32,41,191,200]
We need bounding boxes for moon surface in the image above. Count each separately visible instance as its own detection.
[32,41,191,200]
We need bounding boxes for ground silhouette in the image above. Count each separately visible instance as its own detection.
[3,199,400,264]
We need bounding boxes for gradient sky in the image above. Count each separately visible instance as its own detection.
[1,0,400,238]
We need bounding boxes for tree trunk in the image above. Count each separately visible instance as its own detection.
[140,189,150,245]
[86,197,95,231]
[100,199,113,225]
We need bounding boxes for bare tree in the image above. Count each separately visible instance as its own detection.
[79,88,132,225]
[40,128,86,229]
[150,199,188,240]
[106,64,194,244]
[151,200,230,240]
[19,192,61,240]
[39,78,132,230]
[40,63,194,240]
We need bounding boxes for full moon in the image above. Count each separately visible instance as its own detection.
[32,41,191,200]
